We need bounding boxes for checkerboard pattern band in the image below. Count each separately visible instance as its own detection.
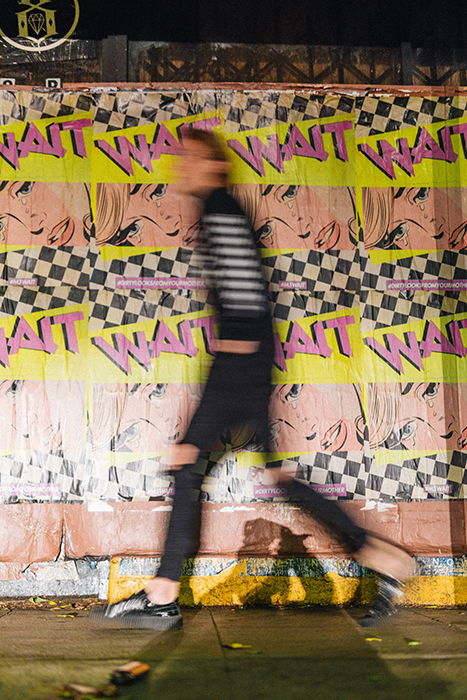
[262,249,361,295]
[270,290,357,323]
[359,250,467,330]
[0,90,94,126]
[1,447,465,504]
[0,451,89,503]
[355,95,467,137]
[1,88,465,139]
[92,90,358,134]
[361,288,467,332]
[365,451,466,501]
[0,284,87,318]
[89,287,211,330]
[0,248,92,289]
[90,248,196,291]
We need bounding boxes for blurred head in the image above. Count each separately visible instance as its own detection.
[178,130,230,197]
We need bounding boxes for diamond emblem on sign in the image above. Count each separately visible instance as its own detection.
[28,12,45,35]
[0,0,80,52]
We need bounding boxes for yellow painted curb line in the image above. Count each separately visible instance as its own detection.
[107,557,467,606]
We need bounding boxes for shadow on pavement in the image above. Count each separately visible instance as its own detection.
[112,518,451,699]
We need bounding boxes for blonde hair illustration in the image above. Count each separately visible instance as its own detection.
[361,188,394,249]
[230,183,261,225]
[91,383,129,448]
[366,383,401,450]
[95,182,131,246]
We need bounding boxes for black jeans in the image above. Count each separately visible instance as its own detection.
[157,342,366,581]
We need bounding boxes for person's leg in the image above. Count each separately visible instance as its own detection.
[270,468,366,553]
[95,378,230,627]
[147,353,272,604]
[270,467,413,625]
[141,361,241,603]
[145,460,205,603]
[97,350,273,627]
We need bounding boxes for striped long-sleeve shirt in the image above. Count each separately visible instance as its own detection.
[200,188,270,342]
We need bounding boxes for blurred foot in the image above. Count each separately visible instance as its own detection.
[145,576,180,605]
[93,590,182,630]
[354,535,413,582]
[359,574,403,627]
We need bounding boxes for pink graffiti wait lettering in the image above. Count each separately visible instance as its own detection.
[92,315,355,375]
[358,123,467,180]
[227,121,353,176]
[0,119,91,170]
[364,319,467,374]
[94,117,222,176]
[0,310,84,367]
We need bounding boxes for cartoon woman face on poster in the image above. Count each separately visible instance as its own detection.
[92,383,203,452]
[362,187,467,250]
[95,183,201,246]
[0,380,85,458]
[269,383,364,452]
[368,382,467,451]
[232,184,356,249]
[0,181,91,246]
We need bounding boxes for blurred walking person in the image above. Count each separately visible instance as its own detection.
[98,130,412,630]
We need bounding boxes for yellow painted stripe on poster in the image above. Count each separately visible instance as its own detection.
[0,113,92,182]
[259,248,297,258]
[92,449,343,469]
[233,451,358,469]
[0,244,40,253]
[373,448,454,465]
[99,245,178,260]
[368,249,435,264]
[91,450,167,466]
[235,452,299,469]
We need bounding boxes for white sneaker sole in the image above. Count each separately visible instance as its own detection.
[90,607,183,631]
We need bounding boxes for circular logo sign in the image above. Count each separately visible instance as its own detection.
[0,0,80,52]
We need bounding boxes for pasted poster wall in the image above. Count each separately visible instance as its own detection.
[0,88,465,504]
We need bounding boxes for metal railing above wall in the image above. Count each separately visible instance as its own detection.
[0,39,466,86]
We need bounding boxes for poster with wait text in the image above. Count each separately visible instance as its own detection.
[0,87,465,504]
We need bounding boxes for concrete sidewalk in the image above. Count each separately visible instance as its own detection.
[0,602,466,699]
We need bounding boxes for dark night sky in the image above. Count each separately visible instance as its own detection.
[74,0,467,49]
